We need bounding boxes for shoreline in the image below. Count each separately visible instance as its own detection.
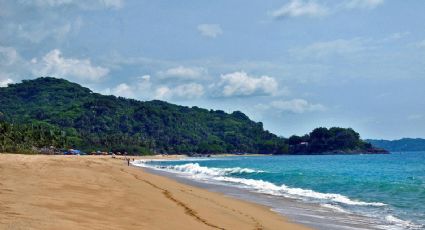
[0,154,309,230]
[136,154,425,230]
[133,156,390,230]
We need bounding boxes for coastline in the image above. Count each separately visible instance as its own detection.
[0,154,309,230]
[136,154,425,230]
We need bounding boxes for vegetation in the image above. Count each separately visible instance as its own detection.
[0,77,284,154]
[0,77,384,155]
[367,138,425,152]
[0,120,70,153]
[287,127,385,154]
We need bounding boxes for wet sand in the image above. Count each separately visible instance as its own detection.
[0,154,310,230]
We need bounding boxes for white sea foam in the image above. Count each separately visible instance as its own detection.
[163,163,264,177]
[135,161,387,208]
[320,204,349,213]
[132,161,263,176]
[211,176,387,207]
[134,160,424,230]
[383,215,423,230]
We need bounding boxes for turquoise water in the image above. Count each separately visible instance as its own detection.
[135,152,425,229]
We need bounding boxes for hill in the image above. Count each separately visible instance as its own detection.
[0,77,285,154]
[287,127,387,154]
[366,138,425,152]
[0,77,383,155]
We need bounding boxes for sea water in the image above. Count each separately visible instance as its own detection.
[133,152,425,230]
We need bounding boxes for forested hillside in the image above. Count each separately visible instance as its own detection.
[0,77,285,154]
[0,77,384,155]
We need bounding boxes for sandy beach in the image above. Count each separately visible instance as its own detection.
[0,154,309,230]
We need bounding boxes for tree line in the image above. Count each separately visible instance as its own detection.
[0,77,382,155]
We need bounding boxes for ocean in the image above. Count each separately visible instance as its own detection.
[132,152,425,230]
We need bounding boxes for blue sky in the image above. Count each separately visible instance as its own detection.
[1,0,424,139]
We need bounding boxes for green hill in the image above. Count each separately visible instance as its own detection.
[0,77,285,154]
[366,138,425,152]
[0,77,383,155]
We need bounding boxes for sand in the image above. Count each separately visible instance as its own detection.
[0,154,310,230]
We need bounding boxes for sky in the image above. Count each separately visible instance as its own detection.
[1,0,424,140]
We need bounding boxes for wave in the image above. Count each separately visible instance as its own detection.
[213,176,386,207]
[135,161,386,208]
[384,215,423,230]
[133,159,425,230]
[320,204,349,213]
[161,163,264,177]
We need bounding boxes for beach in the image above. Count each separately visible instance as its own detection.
[135,154,425,230]
[0,154,309,230]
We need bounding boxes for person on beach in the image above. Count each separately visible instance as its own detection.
[127,158,130,166]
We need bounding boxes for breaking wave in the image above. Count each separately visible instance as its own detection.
[162,163,264,177]
[213,176,387,207]
[134,161,386,208]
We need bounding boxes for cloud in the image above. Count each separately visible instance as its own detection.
[14,21,74,44]
[102,76,203,101]
[21,0,124,10]
[101,75,152,99]
[382,32,410,42]
[197,24,223,38]
[158,66,206,80]
[270,0,384,19]
[32,49,109,82]
[155,83,204,100]
[266,99,326,113]
[135,75,152,91]
[0,46,29,83]
[271,0,329,19]
[110,83,134,98]
[0,78,14,87]
[154,87,171,100]
[292,33,409,59]
[291,38,372,58]
[214,71,278,97]
[0,1,118,45]
[344,0,384,9]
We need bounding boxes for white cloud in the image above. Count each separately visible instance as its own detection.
[215,71,278,97]
[102,76,203,101]
[23,0,124,10]
[155,83,204,100]
[270,0,385,19]
[292,38,372,58]
[197,24,223,38]
[268,99,326,113]
[0,46,29,83]
[384,32,409,41]
[344,0,384,9]
[158,66,206,79]
[15,22,73,44]
[174,83,204,99]
[0,78,14,87]
[32,49,109,82]
[1,1,114,45]
[271,0,328,19]
[154,87,171,100]
[135,75,152,91]
[101,75,152,99]
[110,83,134,98]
